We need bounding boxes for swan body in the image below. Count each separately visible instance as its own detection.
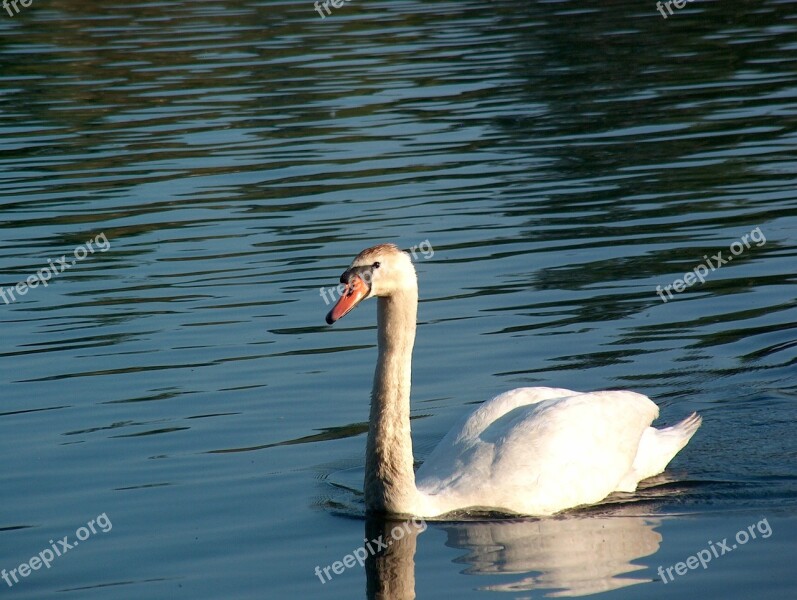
[326,244,701,518]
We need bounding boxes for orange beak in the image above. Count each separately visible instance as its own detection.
[326,275,370,324]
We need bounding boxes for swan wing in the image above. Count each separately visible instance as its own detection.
[421,386,581,454]
[416,388,659,516]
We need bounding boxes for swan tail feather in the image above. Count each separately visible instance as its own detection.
[615,412,702,492]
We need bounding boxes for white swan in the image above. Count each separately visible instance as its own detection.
[326,244,701,518]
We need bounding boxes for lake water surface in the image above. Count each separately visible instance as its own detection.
[1,1,796,598]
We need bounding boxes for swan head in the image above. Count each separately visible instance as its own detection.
[325,243,417,324]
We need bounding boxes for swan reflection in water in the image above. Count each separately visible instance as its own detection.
[365,508,662,599]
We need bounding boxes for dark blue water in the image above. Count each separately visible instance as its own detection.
[1,0,796,598]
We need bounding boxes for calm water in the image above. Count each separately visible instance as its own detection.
[1,1,796,598]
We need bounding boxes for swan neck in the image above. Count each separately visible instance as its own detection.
[365,288,419,514]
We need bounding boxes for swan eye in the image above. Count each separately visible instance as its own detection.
[373,262,381,269]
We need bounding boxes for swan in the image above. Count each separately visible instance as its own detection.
[325,243,701,518]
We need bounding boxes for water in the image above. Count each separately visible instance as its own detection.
[1,0,796,598]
